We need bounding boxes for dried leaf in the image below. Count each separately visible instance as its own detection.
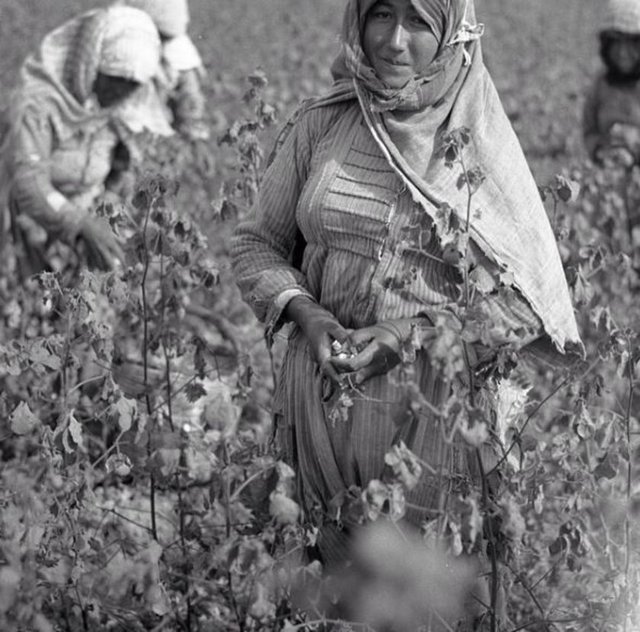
[0,566,21,614]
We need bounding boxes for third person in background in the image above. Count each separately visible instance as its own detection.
[115,0,210,140]
[583,0,640,166]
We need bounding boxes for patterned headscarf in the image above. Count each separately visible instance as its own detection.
[332,0,482,111]
[282,0,581,351]
[603,0,640,35]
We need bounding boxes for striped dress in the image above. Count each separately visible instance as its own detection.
[232,101,541,563]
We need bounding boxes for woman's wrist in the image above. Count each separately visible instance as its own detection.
[284,294,318,328]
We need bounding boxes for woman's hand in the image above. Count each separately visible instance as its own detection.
[76,216,124,271]
[332,318,432,385]
[285,295,350,382]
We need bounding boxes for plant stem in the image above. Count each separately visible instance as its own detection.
[140,196,159,542]
[623,335,634,632]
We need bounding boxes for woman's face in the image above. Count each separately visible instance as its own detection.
[93,73,141,108]
[363,0,440,89]
[605,34,640,78]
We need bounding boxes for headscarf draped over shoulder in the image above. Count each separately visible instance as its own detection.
[277,0,580,353]
[0,7,162,212]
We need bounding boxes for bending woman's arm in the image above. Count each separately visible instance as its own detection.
[10,105,123,270]
[10,106,85,235]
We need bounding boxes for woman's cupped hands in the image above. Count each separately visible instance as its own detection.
[331,320,436,385]
[285,296,435,385]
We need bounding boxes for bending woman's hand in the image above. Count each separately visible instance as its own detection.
[75,215,124,271]
[332,318,432,385]
[59,202,122,270]
[285,295,350,382]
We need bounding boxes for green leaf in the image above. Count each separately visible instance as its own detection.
[10,402,40,435]
[69,412,84,447]
[593,452,618,481]
[0,343,23,376]
[106,453,132,477]
[61,410,85,453]
[27,339,61,371]
[469,265,498,294]
[554,175,580,202]
[0,566,21,614]
[185,382,207,403]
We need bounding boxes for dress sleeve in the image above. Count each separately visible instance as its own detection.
[231,106,324,333]
[10,107,83,234]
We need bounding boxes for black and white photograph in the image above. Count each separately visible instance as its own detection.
[0,1,637,630]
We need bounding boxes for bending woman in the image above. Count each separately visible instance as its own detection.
[0,6,162,274]
[232,0,581,617]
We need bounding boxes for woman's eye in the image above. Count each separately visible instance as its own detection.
[370,8,392,20]
[409,14,429,28]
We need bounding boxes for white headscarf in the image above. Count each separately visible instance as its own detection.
[99,6,162,84]
[603,0,640,34]
[119,0,190,37]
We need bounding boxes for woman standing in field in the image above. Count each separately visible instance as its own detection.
[0,6,161,274]
[233,0,580,625]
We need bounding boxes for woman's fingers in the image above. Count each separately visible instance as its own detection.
[333,341,378,372]
[91,242,115,270]
[314,332,346,384]
[107,239,125,266]
[315,332,333,364]
[347,327,376,348]
[352,363,378,385]
[320,358,344,384]
[328,323,352,343]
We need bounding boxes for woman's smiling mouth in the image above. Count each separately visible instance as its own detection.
[381,57,411,66]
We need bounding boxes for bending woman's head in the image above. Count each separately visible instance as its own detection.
[91,7,161,107]
[600,0,640,82]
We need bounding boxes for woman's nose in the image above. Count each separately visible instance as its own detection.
[388,22,410,51]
